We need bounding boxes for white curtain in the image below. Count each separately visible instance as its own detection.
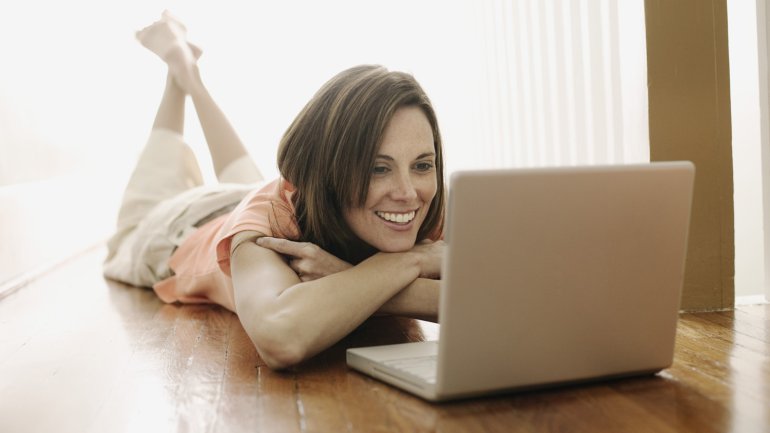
[470,0,649,169]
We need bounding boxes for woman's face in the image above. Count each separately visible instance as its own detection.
[343,106,438,253]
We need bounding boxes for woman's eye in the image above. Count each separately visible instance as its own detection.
[373,166,389,174]
[415,162,434,171]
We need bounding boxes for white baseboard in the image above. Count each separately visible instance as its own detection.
[735,294,769,305]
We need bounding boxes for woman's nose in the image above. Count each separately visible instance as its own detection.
[390,171,418,201]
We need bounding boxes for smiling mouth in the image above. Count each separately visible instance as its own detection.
[375,210,416,224]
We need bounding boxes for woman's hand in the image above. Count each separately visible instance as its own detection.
[410,239,445,280]
[256,237,352,281]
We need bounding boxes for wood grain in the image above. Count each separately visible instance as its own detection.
[0,247,768,433]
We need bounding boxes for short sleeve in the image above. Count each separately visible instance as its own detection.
[214,179,300,276]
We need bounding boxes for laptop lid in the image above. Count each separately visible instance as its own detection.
[434,162,695,399]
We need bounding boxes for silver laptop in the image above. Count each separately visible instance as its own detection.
[346,161,695,402]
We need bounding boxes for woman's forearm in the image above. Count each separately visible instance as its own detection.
[376,278,439,322]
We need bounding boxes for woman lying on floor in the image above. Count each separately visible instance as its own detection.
[103,11,445,369]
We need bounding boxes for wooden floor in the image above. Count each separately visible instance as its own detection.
[1,247,768,433]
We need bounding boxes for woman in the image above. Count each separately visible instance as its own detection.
[104,12,445,369]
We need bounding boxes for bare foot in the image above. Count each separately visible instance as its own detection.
[136,11,202,92]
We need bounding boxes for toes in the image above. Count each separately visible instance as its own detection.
[162,10,187,32]
[135,24,152,41]
[136,12,197,62]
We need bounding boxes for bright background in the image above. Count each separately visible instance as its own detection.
[0,0,484,187]
[14,1,766,301]
[0,0,486,288]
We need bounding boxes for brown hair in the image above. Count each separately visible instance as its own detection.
[277,65,445,263]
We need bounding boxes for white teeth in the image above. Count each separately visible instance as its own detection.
[376,211,416,224]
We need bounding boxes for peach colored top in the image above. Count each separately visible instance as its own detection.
[153,179,300,312]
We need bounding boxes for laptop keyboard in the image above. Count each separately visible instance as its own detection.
[381,355,438,384]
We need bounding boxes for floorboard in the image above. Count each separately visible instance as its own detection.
[0,247,768,433]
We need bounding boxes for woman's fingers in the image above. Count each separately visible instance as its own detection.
[289,258,308,276]
[257,237,352,281]
[256,237,307,257]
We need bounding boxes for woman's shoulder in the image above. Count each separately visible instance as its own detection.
[222,177,300,240]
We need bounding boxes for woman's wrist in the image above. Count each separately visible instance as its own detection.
[368,250,423,282]
[402,250,426,280]
[402,241,443,280]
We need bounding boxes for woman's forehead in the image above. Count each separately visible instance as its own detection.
[377,107,434,157]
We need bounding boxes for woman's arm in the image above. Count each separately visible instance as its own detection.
[254,236,440,321]
[376,277,439,322]
[230,237,441,370]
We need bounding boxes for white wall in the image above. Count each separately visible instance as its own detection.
[0,0,486,185]
[728,0,768,299]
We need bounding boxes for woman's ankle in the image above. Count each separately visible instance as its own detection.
[163,49,202,94]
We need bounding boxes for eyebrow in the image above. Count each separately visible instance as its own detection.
[375,152,436,161]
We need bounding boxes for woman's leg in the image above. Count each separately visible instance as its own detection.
[152,70,186,134]
[138,11,263,184]
[189,76,264,184]
[112,73,204,235]
[110,20,209,235]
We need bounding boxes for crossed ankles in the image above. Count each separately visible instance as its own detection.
[136,10,202,93]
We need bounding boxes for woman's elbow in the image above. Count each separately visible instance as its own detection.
[246,316,310,370]
[257,341,306,371]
